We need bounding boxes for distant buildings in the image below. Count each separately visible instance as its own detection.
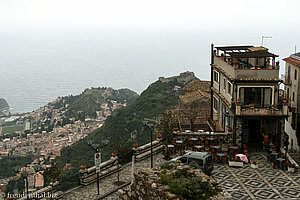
[210,45,288,147]
[283,52,300,150]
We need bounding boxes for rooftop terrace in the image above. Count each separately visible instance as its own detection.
[212,45,281,81]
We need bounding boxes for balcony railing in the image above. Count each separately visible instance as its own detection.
[214,56,280,80]
[235,103,288,116]
[281,74,291,85]
[215,56,279,70]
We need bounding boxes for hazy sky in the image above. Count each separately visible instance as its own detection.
[1,0,299,30]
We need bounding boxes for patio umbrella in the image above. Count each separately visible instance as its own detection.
[235,154,249,163]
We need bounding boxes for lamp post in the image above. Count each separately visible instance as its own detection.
[21,170,29,200]
[143,121,155,168]
[87,140,109,195]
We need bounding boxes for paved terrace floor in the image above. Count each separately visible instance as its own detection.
[64,152,300,200]
[63,153,166,200]
[212,152,300,200]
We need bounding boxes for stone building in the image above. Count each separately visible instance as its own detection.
[167,79,211,132]
[210,44,288,147]
[283,52,300,150]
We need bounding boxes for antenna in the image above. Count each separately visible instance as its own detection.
[261,36,272,46]
[295,45,297,54]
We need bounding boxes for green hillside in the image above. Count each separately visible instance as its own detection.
[54,72,196,190]
[52,87,139,119]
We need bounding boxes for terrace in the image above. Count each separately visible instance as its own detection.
[235,103,288,116]
[213,45,280,80]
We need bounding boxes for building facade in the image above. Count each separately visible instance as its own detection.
[210,44,288,147]
[283,53,300,150]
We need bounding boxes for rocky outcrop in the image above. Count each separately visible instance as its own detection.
[118,163,231,200]
[0,98,9,113]
[159,71,196,84]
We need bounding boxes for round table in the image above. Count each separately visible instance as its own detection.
[217,153,226,164]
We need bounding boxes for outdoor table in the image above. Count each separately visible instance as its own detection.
[190,137,198,146]
[213,146,221,152]
[229,146,239,155]
[276,158,286,170]
[207,137,215,145]
[175,140,183,152]
[167,144,175,153]
[217,153,226,164]
[270,152,279,162]
[199,130,204,133]
[194,145,204,152]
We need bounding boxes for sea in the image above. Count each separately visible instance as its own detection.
[0,26,299,113]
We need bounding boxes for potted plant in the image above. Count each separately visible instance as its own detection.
[133,143,138,148]
[80,162,86,170]
[236,98,241,104]
[251,161,258,169]
[112,152,117,157]
[156,133,162,139]
[227,127,232,132]
[229,156,243,167]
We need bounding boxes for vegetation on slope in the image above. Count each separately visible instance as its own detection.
[55,72,196,191]
[53,87,139,119]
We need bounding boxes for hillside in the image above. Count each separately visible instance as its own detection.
[55,72,197,190]
[52,87,139,119]
[0,98,9,114]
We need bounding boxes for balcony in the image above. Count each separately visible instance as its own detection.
[235,103,288,116]
[214,56,280,81]
[213,45,280,81]
[281,74,291,85]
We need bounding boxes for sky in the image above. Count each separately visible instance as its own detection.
[0,0,299,30]
[1,0,300,112]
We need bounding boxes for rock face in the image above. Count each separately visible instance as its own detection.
[0,98,9,113]
[118,163,231,200]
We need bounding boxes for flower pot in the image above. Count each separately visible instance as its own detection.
[229,161,243,167]
[81,164,86,170]
[157,134,162,139]
[227,127,232,132]
[112,153,117,157]
[133,143,138,148]
[236,99,241,104]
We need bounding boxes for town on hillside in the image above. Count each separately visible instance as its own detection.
[0,45,300,199]
[0,88,132,194]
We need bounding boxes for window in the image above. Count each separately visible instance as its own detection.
[213,70,219,83]
[293,91,295,102]
[179,157,187,163]
[239,87,272,106]
[227,82,233,96]
[295,69,298,80]
[223,78,226,90]
[188,158,203,166]
[213,96,219,111]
